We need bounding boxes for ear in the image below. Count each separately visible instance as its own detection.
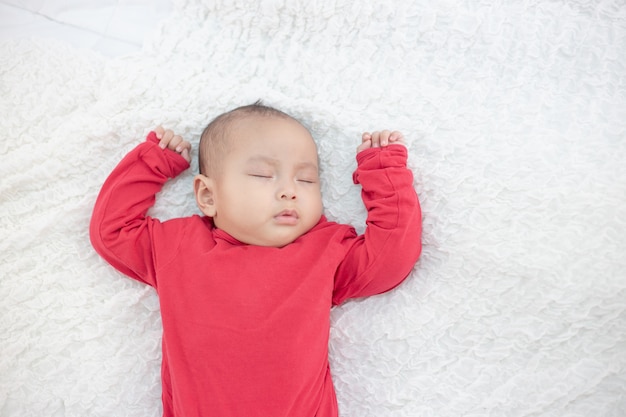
[194,174,217,217]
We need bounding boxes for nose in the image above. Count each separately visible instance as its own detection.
[279,190,296,200]
[277,181,297,200]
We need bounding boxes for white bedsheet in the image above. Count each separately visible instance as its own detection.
[1,1,625,416]
[0,0,171,56]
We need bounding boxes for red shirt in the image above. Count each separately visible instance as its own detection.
[90,133,421,417]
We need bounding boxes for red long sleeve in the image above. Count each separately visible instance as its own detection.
[89,132,190,287]
[332,145,422,305]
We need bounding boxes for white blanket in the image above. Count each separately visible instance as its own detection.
[1,1,625,416]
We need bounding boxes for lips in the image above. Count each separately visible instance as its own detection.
[274,209,299,225]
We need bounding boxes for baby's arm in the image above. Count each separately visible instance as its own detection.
[332,130,421,305]
[89,127,191,286]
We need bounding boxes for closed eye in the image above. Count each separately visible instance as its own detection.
[250,174,273,179]
[297,178,317,184]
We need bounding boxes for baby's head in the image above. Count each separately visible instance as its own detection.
[197,102,291,178]
[193,102,324,247]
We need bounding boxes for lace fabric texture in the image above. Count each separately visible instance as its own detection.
[1,0,625,416]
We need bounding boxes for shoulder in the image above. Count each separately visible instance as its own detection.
[157,214,216,248]
[301,216,357,243]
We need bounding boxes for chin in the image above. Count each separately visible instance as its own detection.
[267,238,298,248]
[264,233,302,248]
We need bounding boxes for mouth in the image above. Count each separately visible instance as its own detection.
[274,209,299,225]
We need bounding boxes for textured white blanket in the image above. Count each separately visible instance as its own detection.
[1,0,625,416]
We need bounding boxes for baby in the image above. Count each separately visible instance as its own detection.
[90,102,422,417]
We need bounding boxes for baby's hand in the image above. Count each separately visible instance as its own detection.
[154,126,192,163]
[357,130,405,153]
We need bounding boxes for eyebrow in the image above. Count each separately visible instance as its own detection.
[246,156,318,171]
[246,156,278,166]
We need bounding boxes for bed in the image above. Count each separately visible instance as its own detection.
[1,0,625,416]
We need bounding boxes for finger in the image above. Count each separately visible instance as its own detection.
[357,139,372,153]
[370,131,381,148]
[159,130,174,149]
[168,135,184,151]
[181,147,191,163]
[379,130,392,147]
[154,126,165,139]
[389,130,405,144]
[173,137,190,153]
[173,139,192,160]
[359,132,373,152]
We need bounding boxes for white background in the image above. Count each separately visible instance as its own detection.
[0,0,171,56]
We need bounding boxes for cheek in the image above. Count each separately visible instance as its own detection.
[230,183,272,211]
[218,182,253,211]
[306,189,324,215]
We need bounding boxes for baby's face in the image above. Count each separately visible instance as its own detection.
[210,116,323,247]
